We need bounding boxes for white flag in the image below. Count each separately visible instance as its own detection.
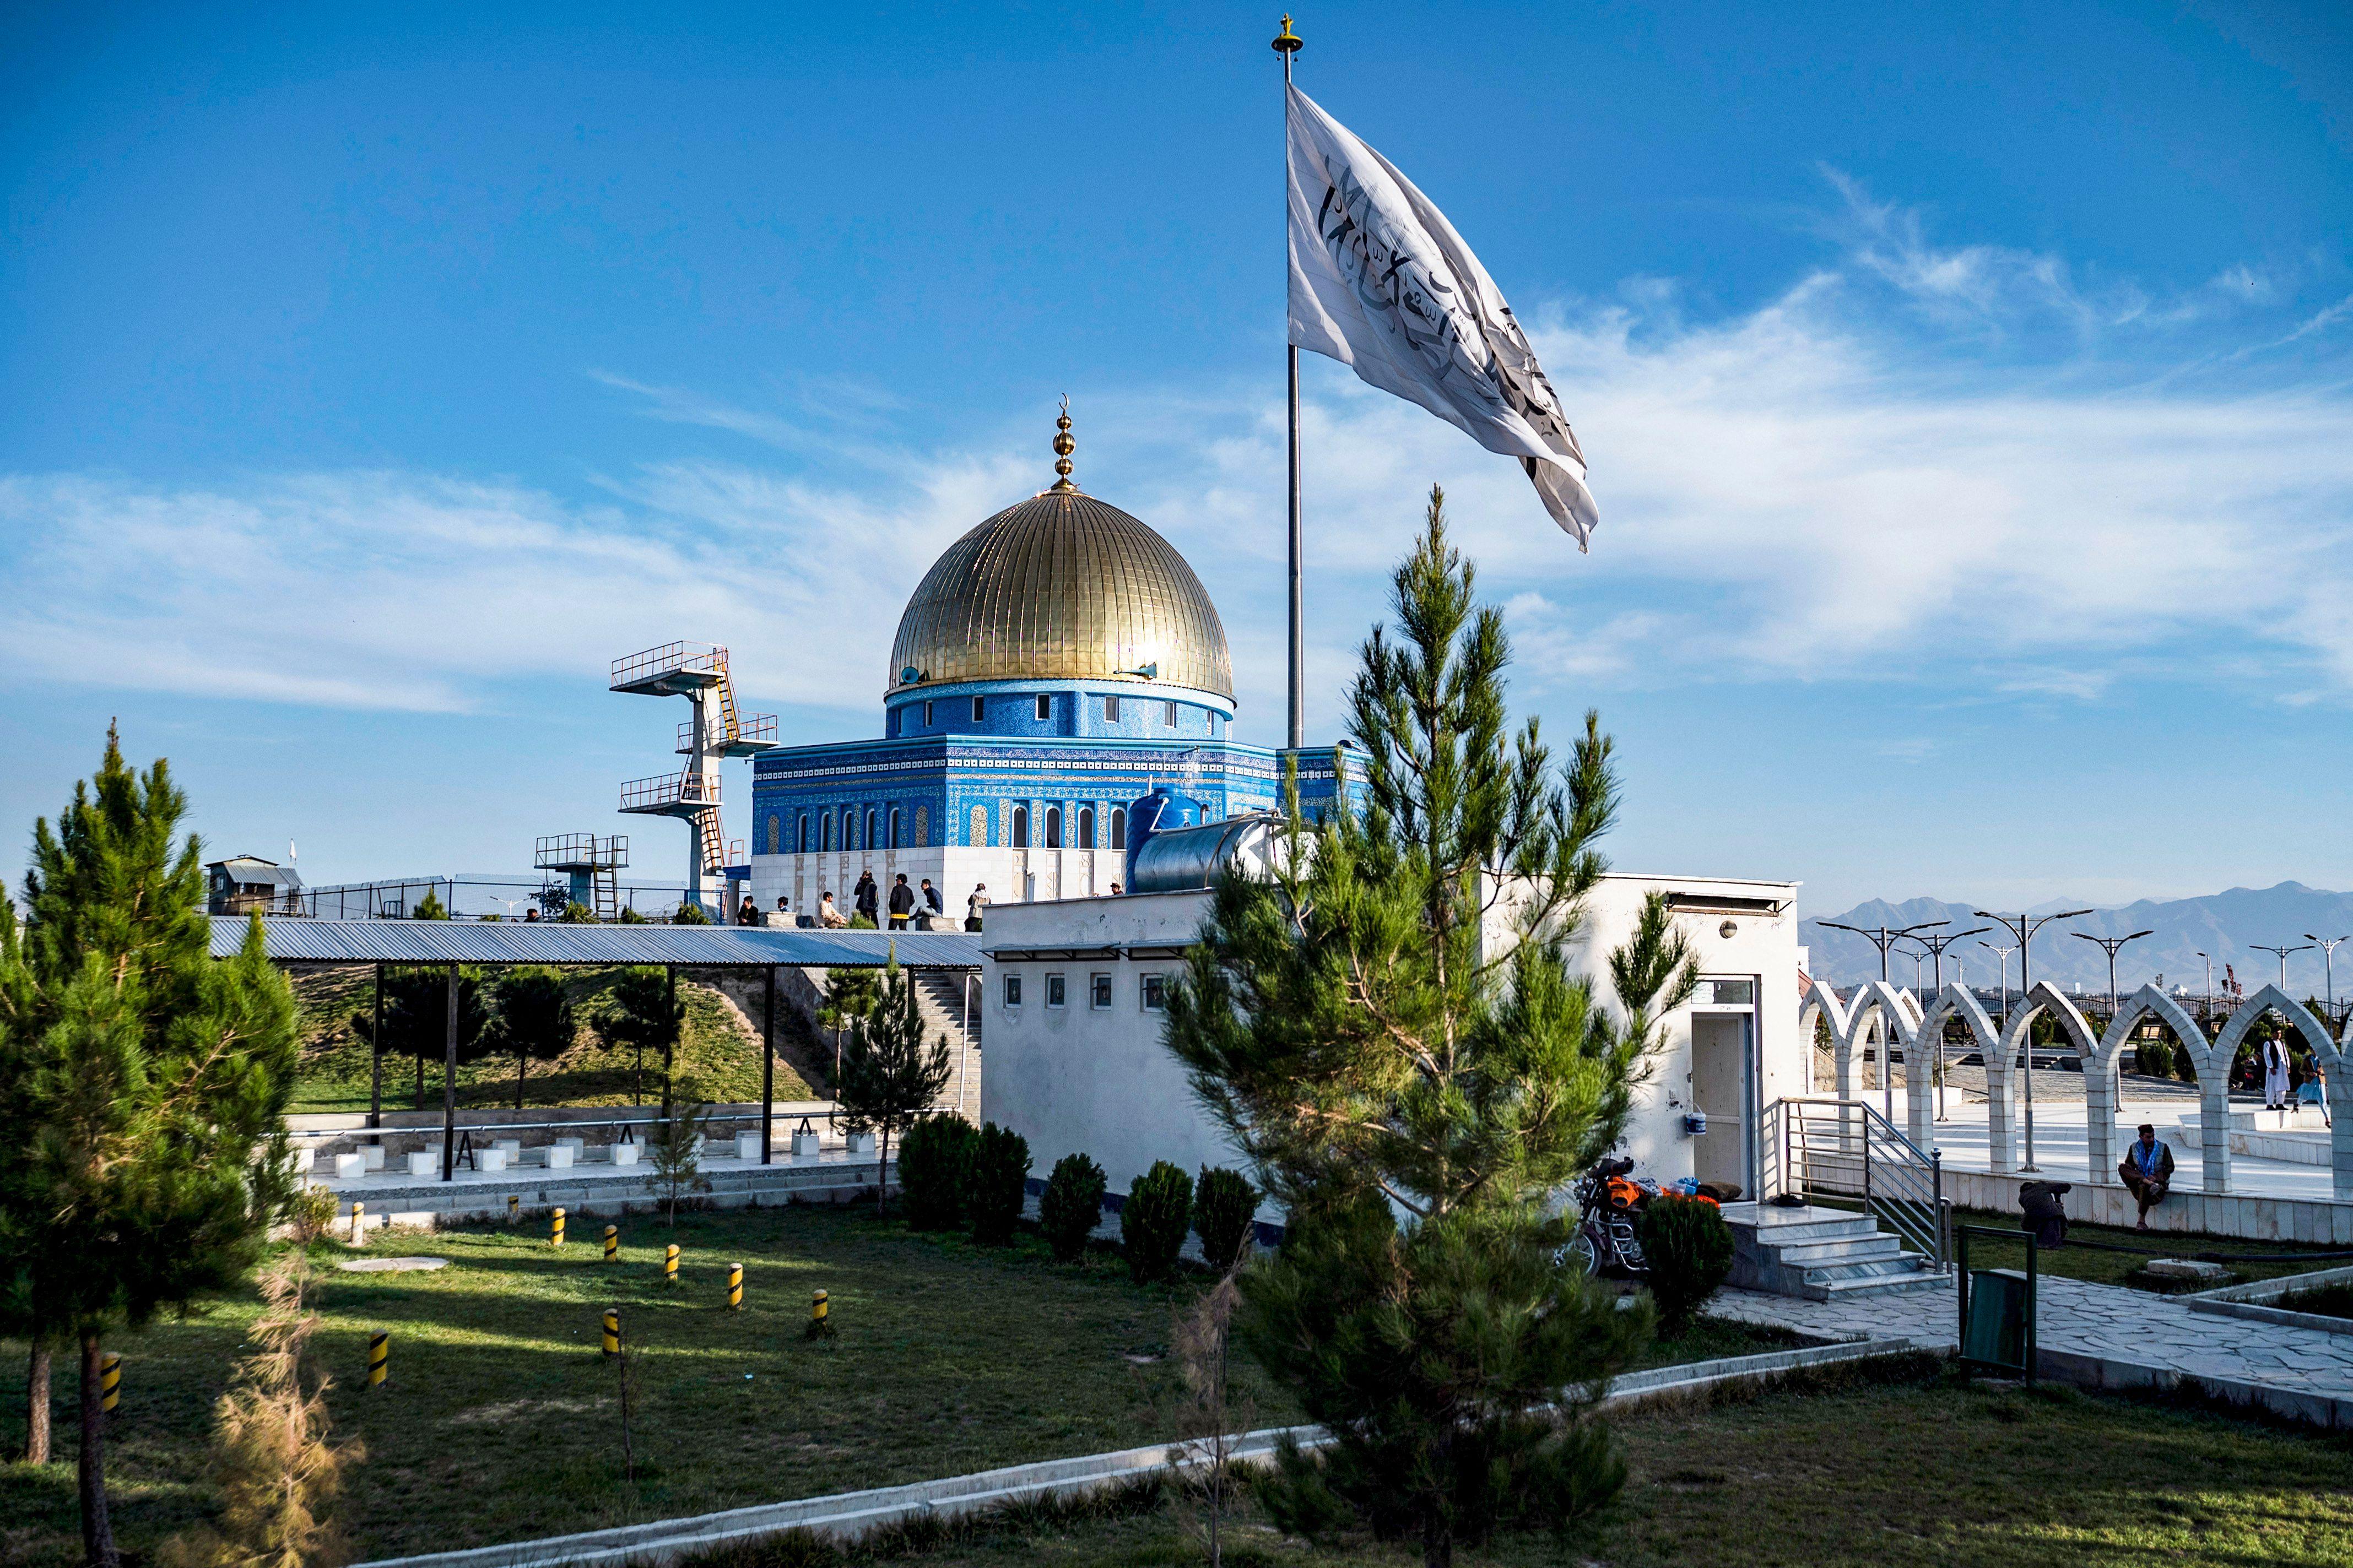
[1286,84,1599,549]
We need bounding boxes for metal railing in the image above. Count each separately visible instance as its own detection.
[1762,1095,1950,1273]
[619,770,721,811]
[676,713,776,753]
[535,833,629,870]
[612,641,724,689]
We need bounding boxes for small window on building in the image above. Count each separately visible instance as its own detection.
[1078,806,1095,850]
[1090,973,1113,1010]
[797,813,810,853]
[1109,807,1127,850]
[1105,695,1121,721]
[1003,974,1023,1007]
[923,699,934,726]
[1045,973,1067,1008]
[1045,806,1063,849]
[1035,692,1052,722]
[1140,974,1167,1012]
[889,807,901,849]
[1164,701,1178,726]
[972,695,986,723]
[864,809,877,850]
[1012,804,1030,849]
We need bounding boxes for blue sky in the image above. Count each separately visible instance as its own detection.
[3,2,2349,914]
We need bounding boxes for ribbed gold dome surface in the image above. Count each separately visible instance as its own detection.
[888,489,1234,699]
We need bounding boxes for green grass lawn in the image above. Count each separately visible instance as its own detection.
[715,1374,2353,1567]
[288,965,814,1113]
[0,1207,1795,1567]
[1943,1206,2352,1293]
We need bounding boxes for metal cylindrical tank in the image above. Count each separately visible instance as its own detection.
[1127,813,1286,894]
[1122,788,1202,886]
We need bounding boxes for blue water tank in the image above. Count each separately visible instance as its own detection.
[1122,787,1201,889]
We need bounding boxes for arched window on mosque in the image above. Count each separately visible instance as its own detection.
[842,811,856,852]
[970,805,987,847]
[766,815,781,855]
[888,807,901,849]
[798,813,810,853]
[1109,807,1127,851]
[1045,806,1063,849]
[865,809,878,851]
[1078,807,1095,850]
[1011,805,1029,849]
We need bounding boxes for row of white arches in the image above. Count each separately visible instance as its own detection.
[1799,975,2353,1198]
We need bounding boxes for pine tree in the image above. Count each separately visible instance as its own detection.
[488,968,576,1110]
[161,1250,361,1568]
[1162,493,1696,1568]
[834,954,950,1214]
[410,887,448,920]
[816,967,882,1092]
[0,730,300,1568]
[591,968,683,1111]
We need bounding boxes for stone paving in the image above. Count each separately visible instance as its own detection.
[1710,1270,2353,1425]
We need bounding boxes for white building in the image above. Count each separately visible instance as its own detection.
[979,871,1805,1218]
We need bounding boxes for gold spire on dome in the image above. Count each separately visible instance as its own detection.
[1272,14,1302,53]
[1050,396,1077,492]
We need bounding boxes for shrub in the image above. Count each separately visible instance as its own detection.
[1192,1166,1258,1273]
[1123,1161,1194,1283]
[286,1185,339,1245]
[2135,1039,2175,1078]
[1038,1153,1108,1262]
[896,1114,976,1230]
[1643,1195,1736,1333]
[967,1122,1032,1246]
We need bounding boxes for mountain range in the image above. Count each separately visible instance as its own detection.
[1798,882,2353,1002]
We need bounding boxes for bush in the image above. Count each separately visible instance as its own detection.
[1193,1166,1258,1273]
[286,1185,339,1245]
[1123,1161,1194,1283]
[1643,1195,1736,1333]
[896,1114,976,1230]
[2135,1039,2175,1078]
[1038,1153,1108,1262]
[967,1122,1032,1246]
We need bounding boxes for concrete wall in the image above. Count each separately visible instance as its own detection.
[977,871,1805,1215]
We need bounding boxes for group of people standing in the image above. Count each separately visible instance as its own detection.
[739,871,991,932]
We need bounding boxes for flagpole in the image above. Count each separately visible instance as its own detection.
[1274,14,1305,751]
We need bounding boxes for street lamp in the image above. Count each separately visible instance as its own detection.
[1979,941,2018,1031]
[1900,925,1990,1121]
[1973,907,2092,1173]
[2252,942,2313,994]
[1819,918,1947,1122]
[2194,951,2213,1032]
[2305,935,2349,1032]
[2070,929,2155,1033]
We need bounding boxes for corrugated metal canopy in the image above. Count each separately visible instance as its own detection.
[208,917,982,969]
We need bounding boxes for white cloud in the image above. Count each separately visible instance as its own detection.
[7,187,2351,725]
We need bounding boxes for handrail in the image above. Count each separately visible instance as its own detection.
[1765,1096,1950,1274]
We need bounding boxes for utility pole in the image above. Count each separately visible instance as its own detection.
[1819,918,1947,1122]
[2070,929,2155,1034]
[1973,907,2091,1173]
[1901,925,1989,1122]
[1979,942,2017,1033]
[2195,951,2213,1033]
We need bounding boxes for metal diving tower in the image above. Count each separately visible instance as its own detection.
[535,833,629,920]
[611,642,775,918]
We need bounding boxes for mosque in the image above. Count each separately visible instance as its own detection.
[744,410,1351,919]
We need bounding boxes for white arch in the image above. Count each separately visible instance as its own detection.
[2097,984,2212,1186]
[2213,985,2351,1198]
[1987,982,2096,1178]
[1917,983,2004,1156]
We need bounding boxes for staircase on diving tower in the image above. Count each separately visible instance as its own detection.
[611,642,777,916]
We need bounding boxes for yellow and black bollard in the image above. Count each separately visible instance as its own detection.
[664,1243,679,1285]
[100,1353,121,1413]
[603,1224,619,1263]
[551,1207,566,1247]
[350,1200,366,1246]
[803,1289,834,1341]
[727,1262,743,1311]
[601,1307,620,1359]
[367,1332,389,1390]
[507,1195,520,1224]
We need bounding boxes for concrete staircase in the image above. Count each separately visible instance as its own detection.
[1722,1202,1943,1301]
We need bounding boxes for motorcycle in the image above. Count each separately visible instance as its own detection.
[1566,1156,1658,1277]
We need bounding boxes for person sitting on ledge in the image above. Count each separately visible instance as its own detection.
[2118,1123,2174,1230]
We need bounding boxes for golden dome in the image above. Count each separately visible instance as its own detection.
[887,487,1235,701]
